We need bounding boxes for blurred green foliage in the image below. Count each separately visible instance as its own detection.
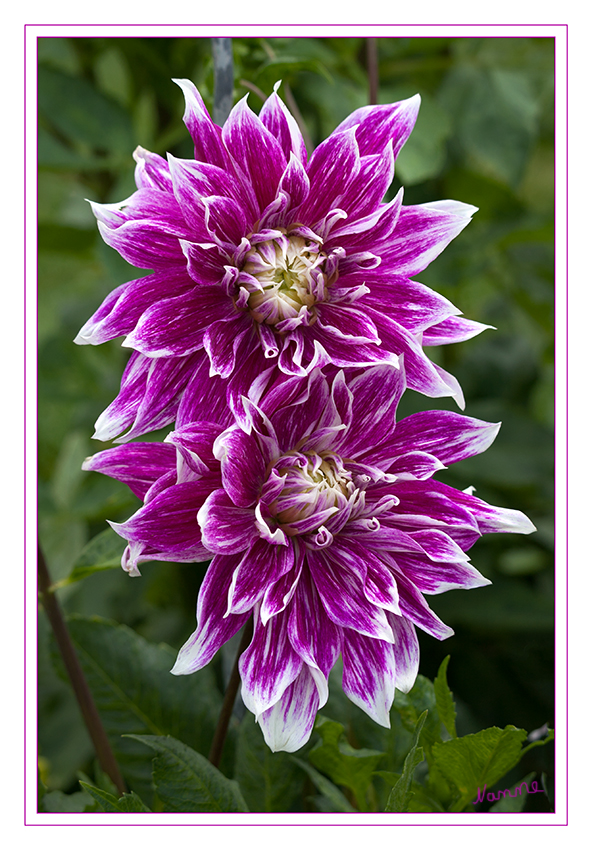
[37,36,554,810]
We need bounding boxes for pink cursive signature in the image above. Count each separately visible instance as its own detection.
[472,778,545,805]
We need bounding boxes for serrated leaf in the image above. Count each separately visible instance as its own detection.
[432,725,528,811]
[385,710,426,812]
[127,735,248,813]
[434,656,457,739]
[308,716,384,809]
[291,757,356,813]
[234,713,304,812]
[79,781,151,812]
[50,615,222,803]
[393,675,441,757]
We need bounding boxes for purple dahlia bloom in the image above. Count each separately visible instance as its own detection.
[75,79,488,442]
[83,365,534,752]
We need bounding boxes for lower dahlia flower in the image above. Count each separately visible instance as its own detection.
[82,365,534,751]
[75,79,487,442]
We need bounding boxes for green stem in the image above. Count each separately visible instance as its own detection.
[208,617,253,769]
[38,542,127,795]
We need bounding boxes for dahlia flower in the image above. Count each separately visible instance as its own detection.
[82,365,534,752]
[75,79,487,442]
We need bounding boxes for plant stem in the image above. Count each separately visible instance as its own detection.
[37,542,127,795]
[211,37,234,126]
[208,617,253,768]
[367,38,379,104]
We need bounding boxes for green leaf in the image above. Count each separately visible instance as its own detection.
[40,789,94,813]
[433,656,457,739]
[127,735,248,813]
[38,66,135,156]
[291,757,356,813]
[50,615,222,803]
[234,713,304,812]
[308,716,384,810]
[55,528,126,588]
[79,781,151,812]
[489,772,536,812]
[432,725,528,811]
[393,674,442,759]
[385,710,426,812]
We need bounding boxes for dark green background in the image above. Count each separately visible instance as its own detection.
[37,36,555,801]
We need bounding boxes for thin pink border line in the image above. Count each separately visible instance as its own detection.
[23,20,28,831]
[26,26,567,827]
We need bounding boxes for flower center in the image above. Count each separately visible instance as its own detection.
[239,228,330,327]
[264,450,359,534]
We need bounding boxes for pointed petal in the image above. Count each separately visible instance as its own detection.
[257,665,320,753]
[333,94,421,158]
[173,78,232,169]
[239,607,303,716]
[222,96,287,212]
[227,538,295,615]
[342,629,396,727]
[382,200,478,277]
[388,614,420,694]
[172,554,250,674]
[82,443,175,500]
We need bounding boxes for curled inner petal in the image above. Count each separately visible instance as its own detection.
[237,226,339,327]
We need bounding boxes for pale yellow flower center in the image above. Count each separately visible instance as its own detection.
[272,451,356,527]
[240,230,329,326]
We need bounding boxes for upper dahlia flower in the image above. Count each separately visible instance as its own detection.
[82,365,534,752]
[75,79,487,442]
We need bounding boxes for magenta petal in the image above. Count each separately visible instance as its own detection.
[239,607,303,717]
[173,78,232,170]
[112,478,212,559]
[222,96,288,212]
[422,315,493,346]
[287,568,342,704]
[227,538,295,615]
[133,146,173,192]
[123,286,234,357]
[308,544,394,642]
[203,314,254,379]
[198,489,259,554]
[167,153,257,230]
[92,351,151,442]
[112,352,205,444]
[172,554,250,674]
[260,540,305,624]
[338,363,405,459]
[259,90,308,165]
[166,420,223,479]
[433,481,536,536]
[82,443,176,500]
[342,629,396,726]
[377,410,500,469]
[387,614,420,694]
[214,426,265,507]
[299,128,361,224]
[388,564,454,640]
[382,200,478,277]
[257,665,320,753]
[97,219,187,270]
[334,94,421,158]
[176,354,234,429]
[394,550,490,595]
[76,268,197,347]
